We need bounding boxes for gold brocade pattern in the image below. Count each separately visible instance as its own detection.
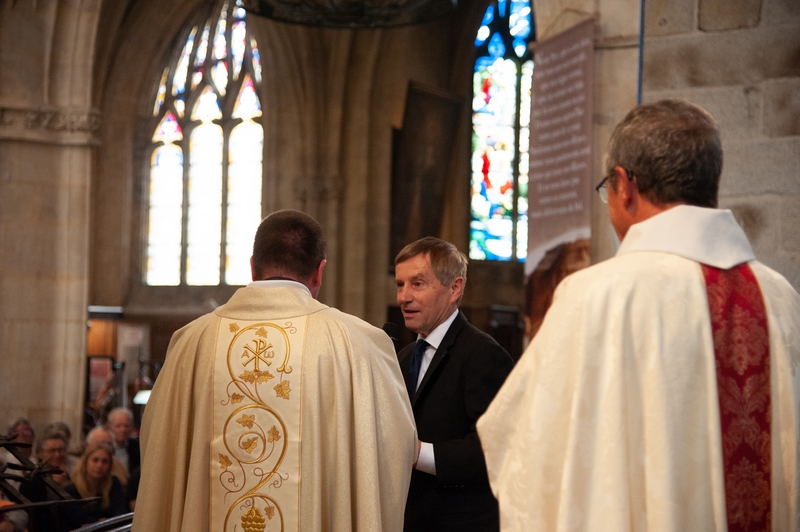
[211,318,305,532]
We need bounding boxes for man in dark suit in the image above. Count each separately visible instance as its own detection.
[395,237,514,532]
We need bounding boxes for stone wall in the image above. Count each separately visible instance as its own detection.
[0,0,100,449]
[643,0,800,289]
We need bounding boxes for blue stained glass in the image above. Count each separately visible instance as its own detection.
[481,5,494,25]
[509,0,531,38]
[475,56,494,70]
[488,33,505,59]
[475,24,491,46]
[235,0,246,18]
[513,38,527,57]
[471,0,534,261]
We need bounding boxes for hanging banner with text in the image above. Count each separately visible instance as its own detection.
[526,18,594,276]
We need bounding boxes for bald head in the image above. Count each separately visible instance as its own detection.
[86,427,113,448]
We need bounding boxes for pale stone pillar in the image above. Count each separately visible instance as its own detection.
[0,0,101,447]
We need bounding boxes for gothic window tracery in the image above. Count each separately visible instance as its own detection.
[145,0,263,287]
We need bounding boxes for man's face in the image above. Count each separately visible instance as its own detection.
[109,413,133,445]
[395,254,460,337]
[39,438,67,468]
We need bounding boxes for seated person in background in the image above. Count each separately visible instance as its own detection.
[19,434,71,532]
[106,408,139,477]
[44,421,78,471]
[1,418,36,467]
[0,418,34,532]
[83,426,128,489]
[42,421,78,473]
[61,443,128,531]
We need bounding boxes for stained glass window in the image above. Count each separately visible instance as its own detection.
[470,0,534,261]
[146,0,263,286]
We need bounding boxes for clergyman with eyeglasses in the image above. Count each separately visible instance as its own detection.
[478,99,800,531]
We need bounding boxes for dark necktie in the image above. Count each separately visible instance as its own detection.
[407,339,429,399]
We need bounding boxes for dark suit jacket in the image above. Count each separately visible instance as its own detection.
[124,437,140,475]
[400,310,514,532]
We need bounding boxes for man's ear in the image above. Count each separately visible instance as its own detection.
[614,166,638,211]
[450,276,465,304]
[250,257,257,282]
[309,259,326,298]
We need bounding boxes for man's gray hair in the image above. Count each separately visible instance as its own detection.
[108,407,134,423]
[605,99,722,208]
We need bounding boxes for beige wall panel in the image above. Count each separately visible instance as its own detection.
[339,30,381,319]
[764,254,800,289]
[0,0,56,106]
[48,0,101,107]
[762,77,800,137]
[719,196,781,256]
[781,197,800,252]
[597,0,641,40]
[645,86,762,140]
[720,138,800,196]
[645,0,696,37]
[762,0,800,26]
[643,23,800,90]
[699,0,762,31]
[535,0,596,41]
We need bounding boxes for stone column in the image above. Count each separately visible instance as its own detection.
[0,0,101,448]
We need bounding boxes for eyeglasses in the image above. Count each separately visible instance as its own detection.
[595,176,611,204]
[42,446,66,455]
[595,169,634,204]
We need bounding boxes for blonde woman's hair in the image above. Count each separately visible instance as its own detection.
[72,442,114,509]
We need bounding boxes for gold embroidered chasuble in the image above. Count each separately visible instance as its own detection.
[211,316,306,531]
[477,206,800,532]
[132,284,417,532]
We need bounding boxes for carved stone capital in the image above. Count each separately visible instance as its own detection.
[23,107,101,133]
[0,106,101,146]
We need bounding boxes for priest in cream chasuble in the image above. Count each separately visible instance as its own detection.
[477,100,800,532]
[132,210,417,532]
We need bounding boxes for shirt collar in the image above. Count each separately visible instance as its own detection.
[248,279,312,297]
[418,308,459,350]
[617,205,754,269]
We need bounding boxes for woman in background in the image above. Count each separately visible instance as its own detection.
[62,442,128,530]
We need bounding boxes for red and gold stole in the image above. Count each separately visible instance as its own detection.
[702,263,771,532]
